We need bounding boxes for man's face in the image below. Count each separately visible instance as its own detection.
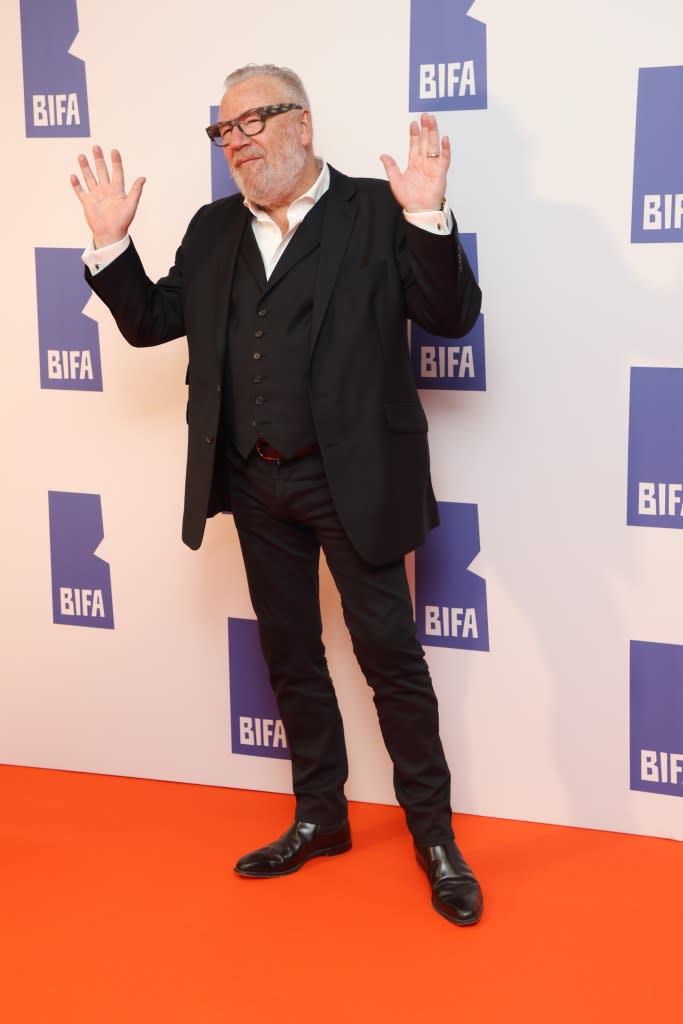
[218,77,312,208]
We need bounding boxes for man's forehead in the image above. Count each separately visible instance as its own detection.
[219,77,282,117]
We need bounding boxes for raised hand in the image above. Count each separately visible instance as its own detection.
[380,113,449,212]
[70,146,146,249]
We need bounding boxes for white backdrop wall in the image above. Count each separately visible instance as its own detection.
[2,0,682,841]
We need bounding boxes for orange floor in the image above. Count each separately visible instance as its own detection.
[0,765,679,1023]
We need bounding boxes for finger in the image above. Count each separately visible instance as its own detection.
[92,145,111,185]
[440,134,451,170]
[77,152,98,191]
[423,112,440,134]
[408,120,420,160]
[70,174,86,201]
[419,113,440,157]
[427,134,449,161]
[110,148,125,192]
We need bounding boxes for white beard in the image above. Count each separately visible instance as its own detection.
[230,127,308,208]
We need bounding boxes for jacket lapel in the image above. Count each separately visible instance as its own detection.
[265,218,321,292]
[239,223,268,288]
[202,199,250,375]
[310,166,358,352]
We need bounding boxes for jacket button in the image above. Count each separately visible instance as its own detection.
[255,396,264,405]
[253,352,262,360]
[205,435,215,445]
[216,384,222,393]
[257,308,267,317]
[255,329,264,338]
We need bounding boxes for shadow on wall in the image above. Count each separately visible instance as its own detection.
[428,99,681,836]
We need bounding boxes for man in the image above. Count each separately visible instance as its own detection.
[71,64,483,926]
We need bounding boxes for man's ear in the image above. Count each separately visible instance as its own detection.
[299,108,313,146]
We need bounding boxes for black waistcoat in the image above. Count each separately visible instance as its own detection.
[226,195,328,459]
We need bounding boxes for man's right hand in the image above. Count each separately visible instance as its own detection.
[70,146,146,249]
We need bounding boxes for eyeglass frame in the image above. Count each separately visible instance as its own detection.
[206,103,304,147]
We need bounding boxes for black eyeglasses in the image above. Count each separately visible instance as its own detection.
[206,103,303,147]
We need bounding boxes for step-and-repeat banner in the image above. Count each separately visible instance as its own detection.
[2,0,682,841]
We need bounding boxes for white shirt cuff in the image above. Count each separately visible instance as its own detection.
[403,206,453,235]
[82,235,130,275]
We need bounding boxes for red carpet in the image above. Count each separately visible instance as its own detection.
[0,765,678,1022]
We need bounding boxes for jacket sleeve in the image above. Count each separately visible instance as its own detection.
[398,215,482,340]
[84,206,206,348]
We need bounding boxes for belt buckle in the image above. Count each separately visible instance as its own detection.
[255,438,282,463]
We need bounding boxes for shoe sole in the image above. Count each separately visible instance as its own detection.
[234,838,352,878]
[431,894,483,927]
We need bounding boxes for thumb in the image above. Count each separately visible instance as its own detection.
[378,151,395,174]
[379,154,398,182]
[127,176,147,214]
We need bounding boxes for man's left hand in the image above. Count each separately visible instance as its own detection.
[380,113,449,213]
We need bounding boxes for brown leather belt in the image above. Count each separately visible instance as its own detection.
[255,438,318,463]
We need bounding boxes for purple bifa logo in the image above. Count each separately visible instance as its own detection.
[36,248,102,391]
[415,502,489,652]
[228,618,289,760]
[627,368,683,529]
[209,106,240,203]
[630,641,683,797]
[412,233,485,391]
[409,0,487,112]
[631,66,683,243]
[48,491,114,629]
[20,0,90,138]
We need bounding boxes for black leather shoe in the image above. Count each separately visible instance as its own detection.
[415,840,483,926]
[234,820,352,878]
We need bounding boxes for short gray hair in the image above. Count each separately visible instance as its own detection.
[223,64,311,108]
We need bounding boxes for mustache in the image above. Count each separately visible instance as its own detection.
[232,149,263,167]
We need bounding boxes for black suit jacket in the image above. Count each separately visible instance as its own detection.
[86,166,482,564]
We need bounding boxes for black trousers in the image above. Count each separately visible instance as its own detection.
[229,448,454,846]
